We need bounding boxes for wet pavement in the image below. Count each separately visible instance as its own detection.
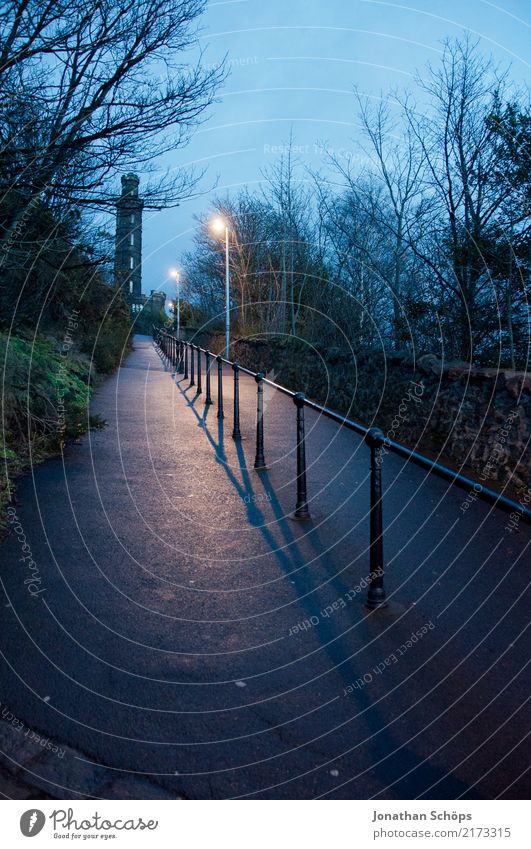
[0,335,529,799]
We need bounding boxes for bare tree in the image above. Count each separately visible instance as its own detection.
[181,38,528,366]
[0,0,225,242]
[314,175,396,348]
[262,136,321,335]
[0,1,72,76]
[402,36,516,359]
[330,94,424,348]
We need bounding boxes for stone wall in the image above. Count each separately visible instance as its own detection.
[195,333,530,493]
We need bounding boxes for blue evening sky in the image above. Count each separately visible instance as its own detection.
[137,0,530,300]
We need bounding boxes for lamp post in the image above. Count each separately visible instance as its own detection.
[211,217,230,358]
[168,299,178,332]
[169,267,180,340]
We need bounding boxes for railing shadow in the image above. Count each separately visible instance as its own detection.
[171,348,477,798]
[154,344,173,373]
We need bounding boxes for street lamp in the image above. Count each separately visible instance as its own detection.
[211,216,230,358]
[169,267,180,340]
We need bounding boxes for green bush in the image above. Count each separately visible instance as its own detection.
[0,332,105,528]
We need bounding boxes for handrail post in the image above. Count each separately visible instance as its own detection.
[177,340,183,373]
[216,355,224,419]
[205,351,213,404]
[183,342,189,380]
[254,372,266,469]
[365,427,387,610]
[196,346,202,394]
[293,392,310,519]
[189,343,195,386]
[232,361,241,440]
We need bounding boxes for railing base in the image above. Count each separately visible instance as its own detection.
[289,510,312,522]
[365,589,388,610]
[363,600,404,618]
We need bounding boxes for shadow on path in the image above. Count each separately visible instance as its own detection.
[171,358,478,799]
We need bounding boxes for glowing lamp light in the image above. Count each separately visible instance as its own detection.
[211,217,226,235]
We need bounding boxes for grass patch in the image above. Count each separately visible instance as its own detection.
[0,331,108,531]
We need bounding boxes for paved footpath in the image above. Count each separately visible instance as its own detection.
[0,335,529,799]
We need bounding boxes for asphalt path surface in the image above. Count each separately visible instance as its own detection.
[0,335,529,799]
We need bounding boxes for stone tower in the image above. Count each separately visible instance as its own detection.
[114,173,144,309]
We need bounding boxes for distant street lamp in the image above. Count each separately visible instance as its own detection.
[211,216,230,358]
[169,267,180,339]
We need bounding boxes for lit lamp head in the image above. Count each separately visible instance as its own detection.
[169,267,180,281]
[211,216,226,236]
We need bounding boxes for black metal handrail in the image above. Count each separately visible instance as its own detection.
[153,325,531,609]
